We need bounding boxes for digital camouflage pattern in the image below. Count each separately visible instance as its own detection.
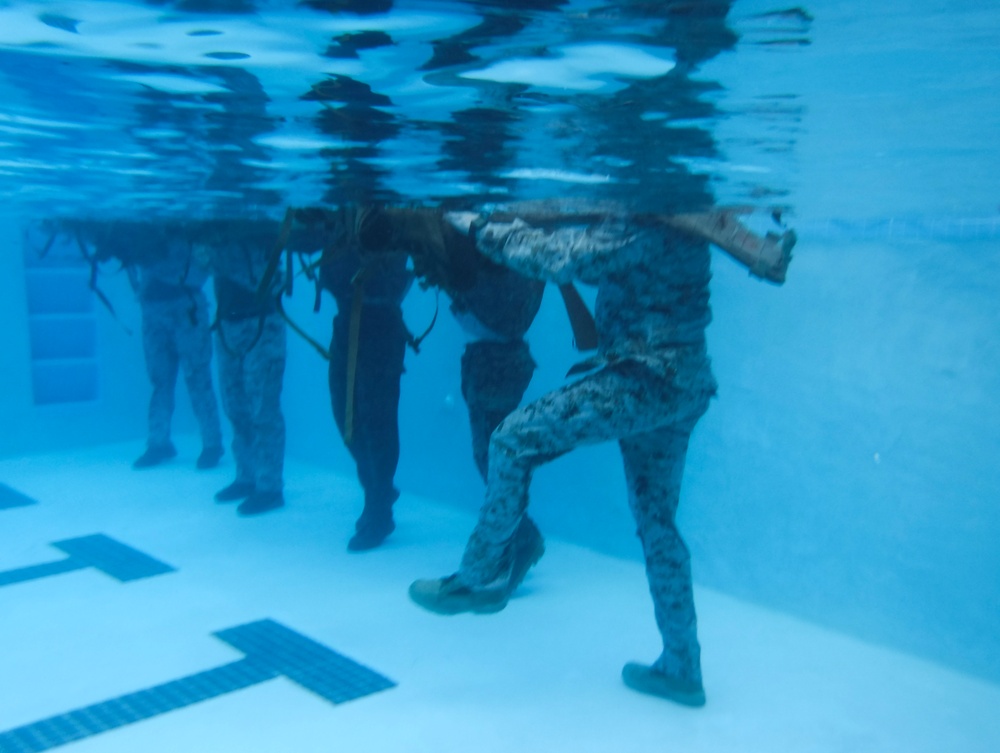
[216,313,287,495]
[135,241,222,455]
[210,238,287,495]
[457,207,717,686]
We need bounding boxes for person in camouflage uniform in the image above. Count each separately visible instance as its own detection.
[203,221,287,516]
[410,202,734,707]
[447,230,549,554]
[127,234,223,470]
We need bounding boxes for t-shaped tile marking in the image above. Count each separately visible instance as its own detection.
[0,534,174,588]
[0,620,396,753]
[0,484,37,510]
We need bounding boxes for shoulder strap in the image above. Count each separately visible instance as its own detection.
[342,266,370,446]
[558,283,598,351]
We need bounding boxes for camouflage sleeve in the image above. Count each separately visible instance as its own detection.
[473,217,640,285]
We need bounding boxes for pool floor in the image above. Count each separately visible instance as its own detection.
[0,440,996,753]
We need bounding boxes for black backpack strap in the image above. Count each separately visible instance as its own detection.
[75,231,132,336]
[557,282,598,351]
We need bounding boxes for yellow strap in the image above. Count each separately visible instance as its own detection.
[343,270,368,446]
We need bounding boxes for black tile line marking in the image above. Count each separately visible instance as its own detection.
[0,534,174,588]
[0,484,37,510]
[0,619,397,753]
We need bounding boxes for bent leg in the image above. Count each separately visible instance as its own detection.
[459,361,672,588]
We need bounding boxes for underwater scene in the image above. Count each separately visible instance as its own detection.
[0,0,998,751]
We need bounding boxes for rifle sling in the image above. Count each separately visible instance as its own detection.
[558,282,598,351]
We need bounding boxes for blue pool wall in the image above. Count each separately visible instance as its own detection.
[3,204,999,687]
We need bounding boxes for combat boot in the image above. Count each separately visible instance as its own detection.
[408,574,510,615]
[347,489,399,552]
[348,516,395,552]
[196,446,224,470]
[621,663,706,707]
[509,516,545,591]
[237,490,284,516]
[409,516,545,615]
[215,480,255,502]
[133,443,177,469]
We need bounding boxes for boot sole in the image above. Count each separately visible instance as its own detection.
[408,582,509,615]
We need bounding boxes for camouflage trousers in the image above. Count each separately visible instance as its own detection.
[459,346,715,685]
[140,295,222,452]
[216,314,287,493]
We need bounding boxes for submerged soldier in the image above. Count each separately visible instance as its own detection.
[130,232,224,470]
[199,220,288,516]
[355,206,548,546]
[408,201,793,707]
[305,207,415,551]
[448,232,545,487]
[286,205,546,550]
[82,221,224,470]
[364,207,546,481]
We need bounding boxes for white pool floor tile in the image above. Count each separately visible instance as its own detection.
[1,441,998,753]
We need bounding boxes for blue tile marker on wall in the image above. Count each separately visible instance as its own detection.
[0,534,174,588]
[0,484,37,510]
[0,620,396,753]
